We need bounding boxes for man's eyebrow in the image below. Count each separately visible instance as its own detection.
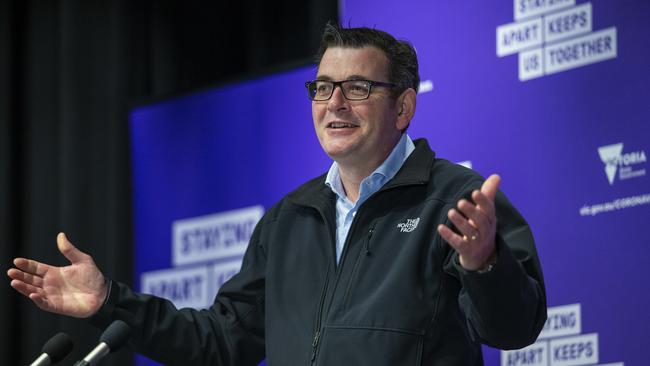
[346,75,368,81]
[314,74,370,82]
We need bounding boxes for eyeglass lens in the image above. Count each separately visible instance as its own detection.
[309,80,371,100]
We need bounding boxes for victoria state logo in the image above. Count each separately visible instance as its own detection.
[397,218,420,233]
[598,143,647,185]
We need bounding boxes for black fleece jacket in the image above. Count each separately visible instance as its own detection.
[92,138,547,365]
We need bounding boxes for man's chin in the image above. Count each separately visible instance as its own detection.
[325,147,366,166]
[321,136,357,155]
[323,146,353,161]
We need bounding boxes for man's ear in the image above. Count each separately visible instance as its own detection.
[395,88,417,130]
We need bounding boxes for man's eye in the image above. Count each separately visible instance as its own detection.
[316,84,331,93]
[347,83,369,94]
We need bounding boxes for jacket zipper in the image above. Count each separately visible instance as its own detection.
[310,330,321,362]
[342,223,375,307]
[310,201,363,364]
[311,270,329,362]
[310,203,336,365]
[308,182,422,364]
[364,225,375,255]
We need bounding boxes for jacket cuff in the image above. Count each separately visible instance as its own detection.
[452,234,514,279]
[453,233,523,289]
[89,278,118,328]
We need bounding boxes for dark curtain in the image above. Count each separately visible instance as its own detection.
[0,1,337,365]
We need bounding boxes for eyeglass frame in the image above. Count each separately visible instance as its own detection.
[305,79,397,101]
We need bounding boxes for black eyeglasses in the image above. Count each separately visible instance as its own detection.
[305,79,397,101]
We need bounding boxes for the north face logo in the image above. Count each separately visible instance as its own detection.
[397,218,420,233]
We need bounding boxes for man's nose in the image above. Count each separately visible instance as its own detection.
[327,85,349,112]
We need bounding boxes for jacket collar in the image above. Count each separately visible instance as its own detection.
[288,138,436,210]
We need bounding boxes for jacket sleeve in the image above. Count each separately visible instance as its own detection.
[444,184,547,350]
[89,221,267,366]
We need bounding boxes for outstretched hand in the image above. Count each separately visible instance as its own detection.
[7,233,107,318]
[437,174,501,271]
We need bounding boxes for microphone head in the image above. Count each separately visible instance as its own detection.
[41,332,73,363]
[99,320,131,352]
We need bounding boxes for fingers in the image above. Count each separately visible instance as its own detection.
[9,278,43,298]
[437,174,501,271]
[57,232,89,264]
[12,257,49,277]
[437,224,465,250]
[446,208,479,240]
[456,199,489,232]
[456,174,501,230]
[7,268,44,288]
[9,271,56,313]
[480,174,501,202]
[8,265,47,302]
[471,190,496,220]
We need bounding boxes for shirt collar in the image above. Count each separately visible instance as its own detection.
[325,133,415,200]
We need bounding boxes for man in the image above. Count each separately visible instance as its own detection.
[7,24,546,365]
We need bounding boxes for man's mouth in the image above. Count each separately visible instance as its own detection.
[327,122,358,129]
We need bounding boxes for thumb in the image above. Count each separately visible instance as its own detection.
[481,174,501,202]
[57,232,88,264]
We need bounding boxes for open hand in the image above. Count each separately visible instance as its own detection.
[437,174,501,271]
[7,233,108,318]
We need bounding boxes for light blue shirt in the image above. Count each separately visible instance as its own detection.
[325,134,416,264]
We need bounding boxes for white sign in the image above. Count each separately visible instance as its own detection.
[141,265,210,309]
[497,1,617,81]
[550,333,598,366]
[497,17,544,57]
[545,27,617,75]
[519,48,544,81]
[544,3,592,43]
[501,303,624,365]
[172,205,264,266]
[514,0,575,21]
[539,303,581,339]
[501,340,548,366]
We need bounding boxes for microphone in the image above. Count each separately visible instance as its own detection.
[30,332,73,366]
[73,320,131,366]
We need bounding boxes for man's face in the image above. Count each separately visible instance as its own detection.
[312,46,404,168]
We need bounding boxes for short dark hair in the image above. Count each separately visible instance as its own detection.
[315,23,420,97]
